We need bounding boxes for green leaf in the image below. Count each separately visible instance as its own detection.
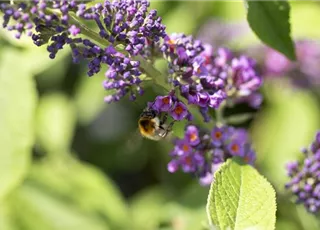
[246,1,296,60]
[0,204,15,230]
[36,93,76,152]
[27,155,130,230]
[0,49,37,201]
[130,187,168,230]
[225,113,255,125]
[206,158,276,230]
[9,183,109,230]
[130,186,207,230]
[74,73,106,126]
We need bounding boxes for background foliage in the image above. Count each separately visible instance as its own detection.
[1,1,320,229]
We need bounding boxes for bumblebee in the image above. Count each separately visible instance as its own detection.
[138,108,174,141]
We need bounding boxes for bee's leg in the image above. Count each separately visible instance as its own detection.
[160,113,168,126]
[161,120,176,138]
[167,120,175,132]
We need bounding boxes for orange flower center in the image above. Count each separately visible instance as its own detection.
[182,144,189,152]
[168,39,176,52]
[174,105,184,115]
[231,144,239,153]
[190,133,197,142]
[215,131,222,139]
[244,156,249,163]
[185,156,192,165]
[168,39,175,46]
[162,97,170,104]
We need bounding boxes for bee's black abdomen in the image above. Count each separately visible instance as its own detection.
[140,109,157,118]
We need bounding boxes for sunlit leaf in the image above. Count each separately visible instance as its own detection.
[0,49,37,201]
[0,204,15,230]
[206,158,276,230]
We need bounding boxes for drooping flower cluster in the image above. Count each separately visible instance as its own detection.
[167,125,256,185]
[1,0,166,103]
[161,33,262,122]
[264,40,320,88]
[285,131,320,213]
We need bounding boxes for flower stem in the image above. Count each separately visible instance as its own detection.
[215,105,225,126]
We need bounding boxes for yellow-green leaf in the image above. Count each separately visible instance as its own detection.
[206,158,276,230]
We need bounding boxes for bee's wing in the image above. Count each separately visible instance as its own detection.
[120,128,144,154]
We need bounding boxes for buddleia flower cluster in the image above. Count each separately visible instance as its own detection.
[168,125,256,186]
[285,131,320,213]
[1,0,261,185]
[1,0,166,102]
[160,34,262,122]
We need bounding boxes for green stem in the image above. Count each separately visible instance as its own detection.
[215,105,225,126]
[69,13,124,50]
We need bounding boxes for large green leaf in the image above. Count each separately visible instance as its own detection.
[8,183,108,230]
[27,155,130,230]
[246,1,296,60]
[0,49,37,201]
[206,158,276,230]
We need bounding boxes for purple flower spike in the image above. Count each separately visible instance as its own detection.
[185,125,200,146]
[170,101,188,121]
[154,95,173,112]
[168,124,256,185]
[286,130,320,213]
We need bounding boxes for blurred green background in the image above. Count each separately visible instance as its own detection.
[1,1,320,230]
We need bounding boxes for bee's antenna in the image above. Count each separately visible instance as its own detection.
[131,99,141,108]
